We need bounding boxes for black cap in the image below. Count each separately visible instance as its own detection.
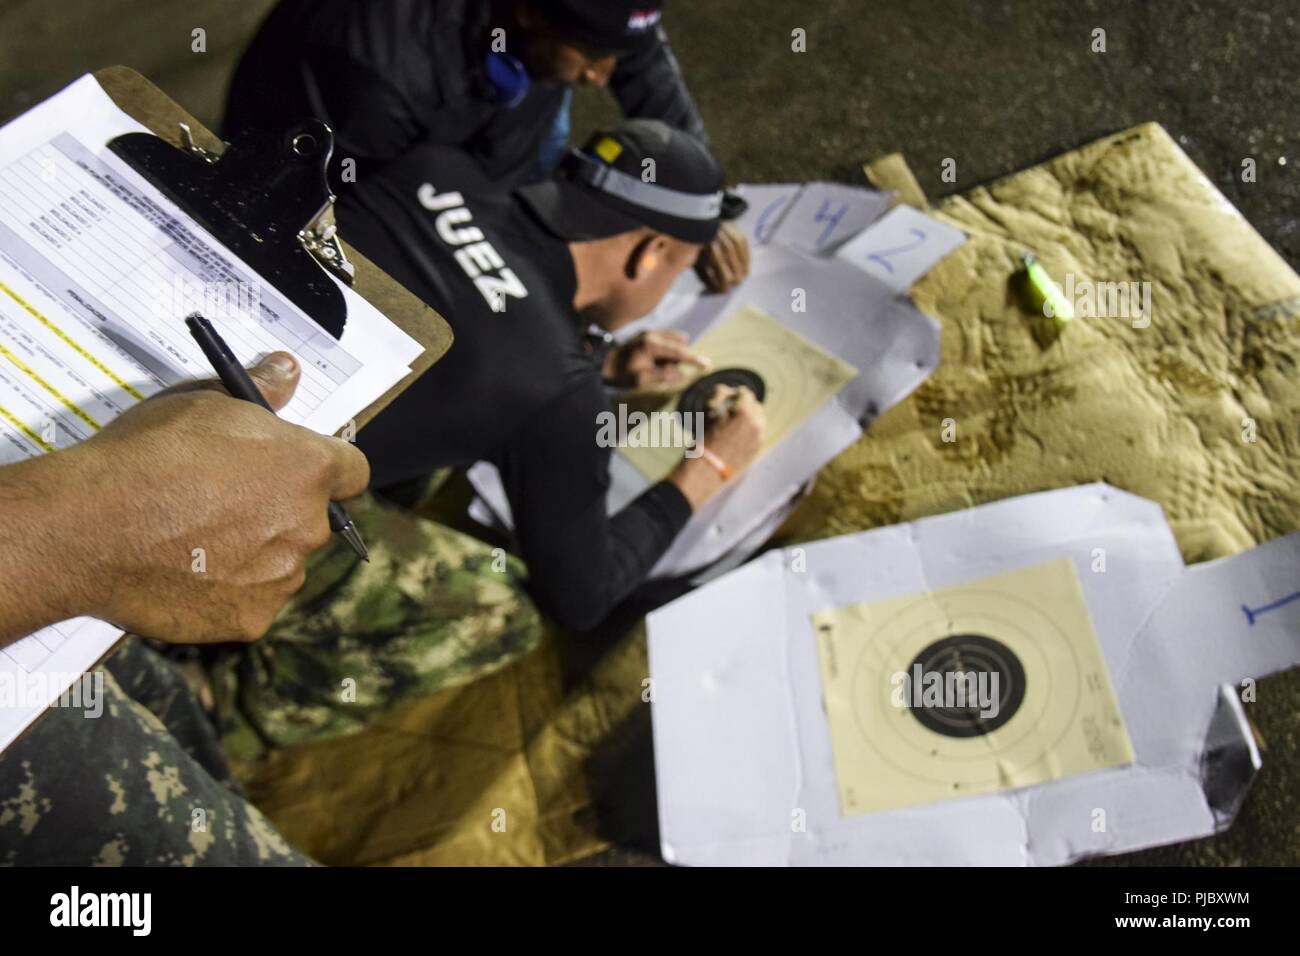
[517,119,746,245]
[534,0,665,53]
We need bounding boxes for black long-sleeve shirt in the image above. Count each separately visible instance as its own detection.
[337,146,692,631]
[223,0,707,187]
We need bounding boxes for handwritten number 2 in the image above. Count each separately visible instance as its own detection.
[866,228,927,274]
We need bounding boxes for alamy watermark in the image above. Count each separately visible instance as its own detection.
[149,276,261,326]
[596,404,706,457]
[890,664,1000,720]
[0,670,103,718]
[50,885,150,935]
[1047,273,1152,328]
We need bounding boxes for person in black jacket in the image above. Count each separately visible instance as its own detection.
[337,119,767,632]
[224,0,750,291]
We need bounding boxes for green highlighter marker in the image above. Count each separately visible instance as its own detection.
[1021,252,1074,322]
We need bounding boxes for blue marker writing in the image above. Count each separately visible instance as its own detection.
[866,228,927,274]
[813,199,848,247]
[1242,588,1300,626]
[755,195,790,244]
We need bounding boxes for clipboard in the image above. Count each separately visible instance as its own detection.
[0,68,456,759]
[93,66,452,430]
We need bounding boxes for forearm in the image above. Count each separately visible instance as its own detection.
[611,28,709,142]
[0,451,98,646]
[599,479,694,602]
[518,479,692,633]
[668,455,725,510]
[502,383,698,631]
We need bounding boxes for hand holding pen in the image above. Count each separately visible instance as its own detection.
[185,313,370,561]
[38,347,370,644]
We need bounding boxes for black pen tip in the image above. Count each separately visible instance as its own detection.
[338,521,370,563]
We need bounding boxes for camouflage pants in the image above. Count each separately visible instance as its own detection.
[0,493,542,864]
[0,638,312,866]
[208,492,542,760]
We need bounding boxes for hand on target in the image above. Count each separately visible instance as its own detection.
[601,329,713,390]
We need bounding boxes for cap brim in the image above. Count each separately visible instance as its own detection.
[518,178,738,245]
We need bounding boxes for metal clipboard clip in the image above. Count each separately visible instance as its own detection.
[108,119,353,340]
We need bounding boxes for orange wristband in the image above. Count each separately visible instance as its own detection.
[699,445,733,481]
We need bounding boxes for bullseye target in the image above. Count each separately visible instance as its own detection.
[812,559,1134,816]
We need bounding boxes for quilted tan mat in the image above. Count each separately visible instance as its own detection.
[239,124,1300,866]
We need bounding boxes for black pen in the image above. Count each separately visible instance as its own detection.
[184,313,370,562]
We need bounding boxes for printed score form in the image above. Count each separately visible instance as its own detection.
[0,76,424,753]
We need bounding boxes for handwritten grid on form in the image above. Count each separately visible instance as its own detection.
[1,623,70,675]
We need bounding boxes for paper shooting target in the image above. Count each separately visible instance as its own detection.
[812,559,1135,816]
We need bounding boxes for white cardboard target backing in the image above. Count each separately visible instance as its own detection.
[647,484,1300,866]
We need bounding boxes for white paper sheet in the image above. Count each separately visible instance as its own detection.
[468,243,942,578]
[835,204,968,293]
[733,181,893,255]
[648,484,1300,866]
[0,76,423,754]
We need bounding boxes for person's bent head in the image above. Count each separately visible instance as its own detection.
[518,118,745,329]
[499,0,663,86]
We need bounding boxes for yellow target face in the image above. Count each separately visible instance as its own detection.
[619,304,857,481]
[812,558,1134,816]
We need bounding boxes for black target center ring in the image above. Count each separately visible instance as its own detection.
[676,367,766,434]
[904,633,1026,738]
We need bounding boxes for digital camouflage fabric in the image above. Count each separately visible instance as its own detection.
[0,638,310,866]
[0,493,543,865]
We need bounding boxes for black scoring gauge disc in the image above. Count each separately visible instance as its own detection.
[676,367,766,434]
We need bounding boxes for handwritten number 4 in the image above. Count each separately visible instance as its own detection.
[866,228,927,274]
[814,200,848,246]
